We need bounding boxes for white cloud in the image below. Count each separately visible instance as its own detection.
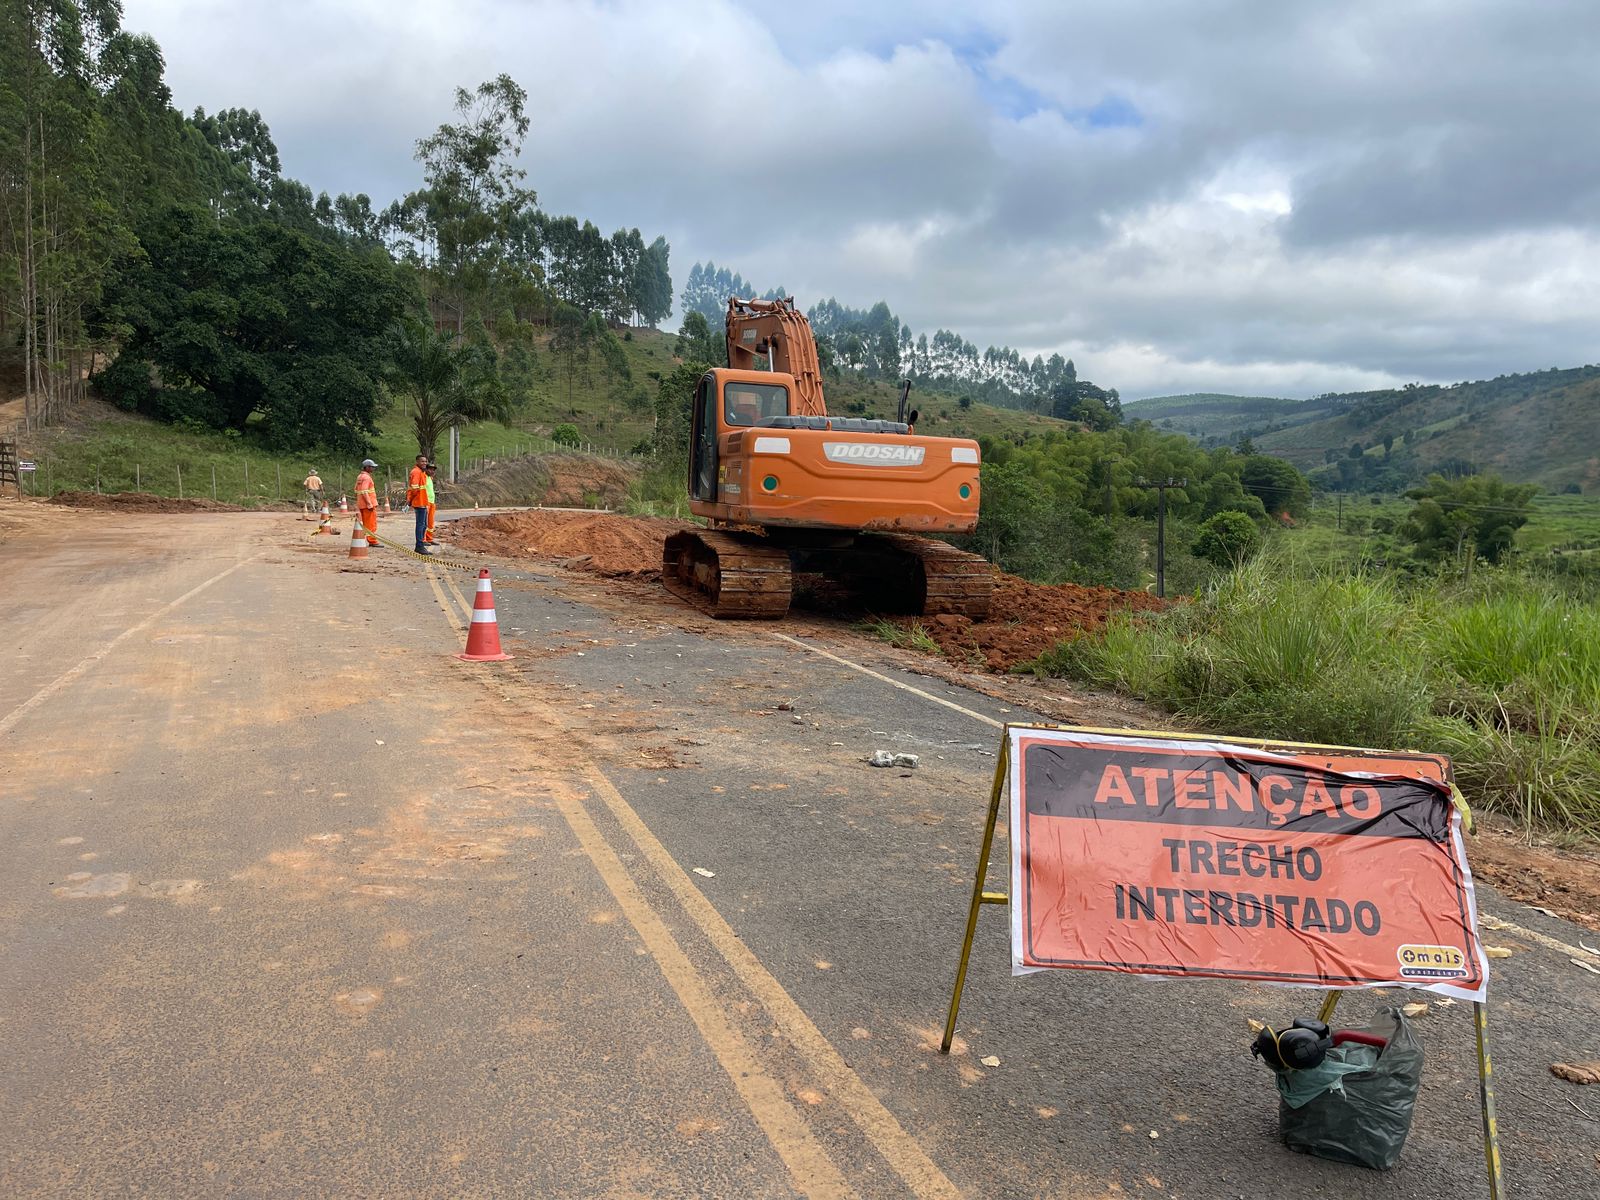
[123,0,1600,398]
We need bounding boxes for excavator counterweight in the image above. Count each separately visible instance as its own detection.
[662,297,993,620]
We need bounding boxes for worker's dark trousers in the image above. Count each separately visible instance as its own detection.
[414,506,428,549]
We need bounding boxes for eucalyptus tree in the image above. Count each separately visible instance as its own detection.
[392,75,535,335]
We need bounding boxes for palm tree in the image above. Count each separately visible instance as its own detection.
[384,317,512,460]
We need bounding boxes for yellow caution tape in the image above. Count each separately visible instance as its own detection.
[368,528,481,574]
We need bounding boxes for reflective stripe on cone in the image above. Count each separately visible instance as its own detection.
[457,568,512,661]
[348,523,369,560]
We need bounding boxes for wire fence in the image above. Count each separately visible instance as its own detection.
[10,436,656,505]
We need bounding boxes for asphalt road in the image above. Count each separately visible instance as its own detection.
[2,505,1597,1199]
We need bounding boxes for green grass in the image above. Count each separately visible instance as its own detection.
[858,617,941,655]
[1032,550,1600,835]
[1257,491,1600,575]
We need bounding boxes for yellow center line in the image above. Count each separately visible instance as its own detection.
[425,567,466,635]
[440,569,474,624]
[551,779,855,1200]
[579,762,966,1200]
[422,565,856,1199]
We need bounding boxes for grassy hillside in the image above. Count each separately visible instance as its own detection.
[509,326,1065,448]
[1256,368,1600,493]
[1122,392,1306,441]
[9,326,1069,504]
[1125,366,1600,493]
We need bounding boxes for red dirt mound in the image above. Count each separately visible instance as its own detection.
[49,490,247,513]
[450,509,1164,672]
[449,509,689,578]
[899,572,1168,673]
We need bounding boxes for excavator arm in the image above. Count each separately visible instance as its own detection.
[725,297,827,417]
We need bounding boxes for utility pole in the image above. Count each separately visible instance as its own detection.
[1133,478,1187,599]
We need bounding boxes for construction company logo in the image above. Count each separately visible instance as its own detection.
[823,442,926,467]
[1396,944,1469,981]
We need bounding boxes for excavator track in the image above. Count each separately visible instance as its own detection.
[662,530,793,619]
[874,534,995,620]
[662,530,993,622]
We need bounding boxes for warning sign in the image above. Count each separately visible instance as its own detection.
[1009,727,1488,1000]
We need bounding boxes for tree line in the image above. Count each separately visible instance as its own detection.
[1,5,673,456]
[678,260,1122,427]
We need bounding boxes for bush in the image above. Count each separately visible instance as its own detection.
[552,423,581,447]
[1192,511,1261,567]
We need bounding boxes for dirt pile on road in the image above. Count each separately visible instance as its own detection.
[49,490,248,513]
[902,572,1168,673]
[450,509,689,577]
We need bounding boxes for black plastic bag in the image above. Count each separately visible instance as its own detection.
[1277,1006,1423,1170]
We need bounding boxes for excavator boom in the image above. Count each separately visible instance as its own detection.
[725,298,827,417]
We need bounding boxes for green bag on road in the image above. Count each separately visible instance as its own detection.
[1277,1006,1423,1170]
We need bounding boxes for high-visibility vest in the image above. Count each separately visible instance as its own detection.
[407,466,428,507]
[354,472,377,510]
[424,476,435,504]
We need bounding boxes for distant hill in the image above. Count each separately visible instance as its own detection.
[1126,367,1600,493]
[1123,393,1306,441]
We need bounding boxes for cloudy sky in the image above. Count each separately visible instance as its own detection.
[125,0,1599,399]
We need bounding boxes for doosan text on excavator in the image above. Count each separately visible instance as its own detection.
[663,296,994,620]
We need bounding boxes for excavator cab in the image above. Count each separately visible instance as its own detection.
[690,373,799,502]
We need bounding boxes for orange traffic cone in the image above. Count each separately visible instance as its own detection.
[316,502,335,534]
[383,495,392,514]
[457,569,512,661]
[347,521,369,560]
[339,495,349,514]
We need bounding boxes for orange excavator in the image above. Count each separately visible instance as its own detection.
[663,297,993,619]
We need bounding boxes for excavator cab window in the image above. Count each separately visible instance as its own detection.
[723,382,789,427]
[690,374,718,501]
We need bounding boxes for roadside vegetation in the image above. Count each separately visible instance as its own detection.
[857,618,941,655]
[1033,552,1600,836]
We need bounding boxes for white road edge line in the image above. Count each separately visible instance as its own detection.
[1480,914,1600,963]
[770,633,1003,729]
[770,633,1594,961]
[0,554,262,737]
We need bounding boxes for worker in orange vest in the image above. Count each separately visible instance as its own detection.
[355,458,380,546]
[424,460,438,546]
[407,453,431,553]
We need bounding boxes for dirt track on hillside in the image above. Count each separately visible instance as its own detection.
[437,453,640,510]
